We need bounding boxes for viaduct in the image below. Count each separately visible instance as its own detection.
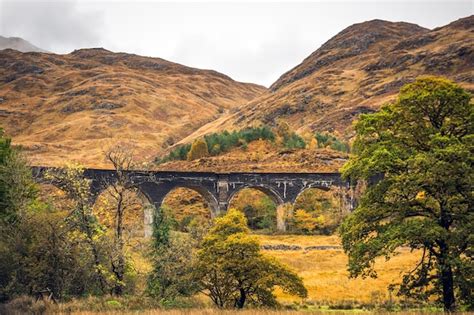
[32,167,356,235]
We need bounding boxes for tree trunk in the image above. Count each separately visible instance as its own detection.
[439,254,456,312]
[236,288,246,308]
[438,204,455,312]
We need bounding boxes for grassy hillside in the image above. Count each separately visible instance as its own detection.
[0,48,265,167]
[182,16,474,142]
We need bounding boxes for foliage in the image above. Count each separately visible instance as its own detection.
[231,188,277,231]
[0,129,37,224]
[275,120,306,149]
[44,164,112,294]
[283,133,306,149]
[291,209,325,234]
[292,188,348,235]
[194,209,307,308]
[205,126,275,156]
[315,132,350,153]
[339,76,473,311]
[187,138,209,161]
[148,207,198,300]
[156,126,275,163]
[156,144,191,164]
[0,143,107,301]
[103,145,140,295]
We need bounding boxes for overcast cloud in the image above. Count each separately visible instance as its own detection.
[0,0,472,86]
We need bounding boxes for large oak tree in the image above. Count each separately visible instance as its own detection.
[340,77,473,311]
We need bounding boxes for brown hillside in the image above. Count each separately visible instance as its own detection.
[183,16,474,142]
[157,140,347,173]
[0,48,265,167]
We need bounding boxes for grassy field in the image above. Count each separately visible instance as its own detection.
[2,234,432,314]
[257,235,421,305]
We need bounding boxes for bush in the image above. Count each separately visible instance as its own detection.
[291,209,325,234]
[283,133,306,149]
[315,132,350,153]
[156,126,275,163]
[187,138,209,161]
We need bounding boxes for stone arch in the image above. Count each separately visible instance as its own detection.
[227,184,285,208]
[291,184,332,205]
[138,181,220,218]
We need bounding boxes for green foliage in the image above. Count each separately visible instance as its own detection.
[156,144,191,164]
[0,129,37,224]
[339,76,473,311]
[204,126,275,155]
[148,207,198,300]
[283,132,306,149]
[187,138,209,161]
[156,126,275,163]
[194,209,307,308]
[315,132,350,153]
[241,195,276,231]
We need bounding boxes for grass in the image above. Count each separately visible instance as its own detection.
[1,235,444,314]
[256,235,421,305]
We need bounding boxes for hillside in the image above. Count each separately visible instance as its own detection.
[0,48,265,167]
[156,140,348,173]
[0,35,47,53]
[183,16,474,142]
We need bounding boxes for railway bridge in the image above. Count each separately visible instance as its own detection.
[32,167,356,235]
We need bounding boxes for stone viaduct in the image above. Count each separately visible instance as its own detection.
[32,167,356,236]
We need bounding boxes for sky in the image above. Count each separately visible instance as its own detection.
[0,0,472,86]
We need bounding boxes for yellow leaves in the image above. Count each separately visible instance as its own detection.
[187,138,209,161]
[415,191,426,200]
[293,209,325,234]
[309,138,318,150]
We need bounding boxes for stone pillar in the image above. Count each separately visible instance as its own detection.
[217,177,230,216]
[276,203,292,232]
[143,204,154,238]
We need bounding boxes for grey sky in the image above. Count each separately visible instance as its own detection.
[0,0,472,86]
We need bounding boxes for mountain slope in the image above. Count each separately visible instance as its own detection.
[0,36,47,53]
[0,48,265,167]
[184,16,474,142]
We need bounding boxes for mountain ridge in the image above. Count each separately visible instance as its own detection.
[0,47,266,167]
[179,16,473,149]
[0,35,48,53]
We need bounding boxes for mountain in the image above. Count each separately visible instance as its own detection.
[0,36,47,53]
[0,48,265,167]
[183,16,474,142]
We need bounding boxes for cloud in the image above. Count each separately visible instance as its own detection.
[0,0,105,53]
[0,0,471,86]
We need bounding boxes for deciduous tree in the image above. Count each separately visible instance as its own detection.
[340,77,473,311]
[194,208,307,308]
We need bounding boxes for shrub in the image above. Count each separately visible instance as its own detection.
[283,133,306,149]
[156,126,275,163]
[315,132,350,153]
[187,138,209,161]
[291,209,325,234]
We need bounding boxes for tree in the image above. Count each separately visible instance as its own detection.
[103,145,140,295]
[187,138,209,161]
[339,77,473,311]
[0,128,37,223]
[147,207,198,300]
[291,209,324,234]
[194,209,307,308]
[45,164,109,294]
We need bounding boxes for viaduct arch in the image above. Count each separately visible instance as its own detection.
[32,167,357,236]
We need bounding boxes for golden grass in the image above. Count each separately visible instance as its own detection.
[256,235,421,304]
[55,311,458,315]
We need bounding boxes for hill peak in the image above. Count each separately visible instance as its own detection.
[0,35,47,53]
[270,19,428,91]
